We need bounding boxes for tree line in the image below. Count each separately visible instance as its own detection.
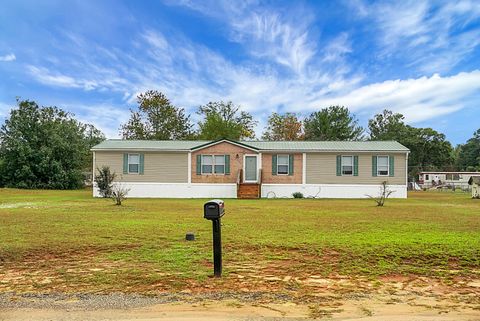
[121,91,479,177]
[0,92,478,189]
[0,99,104,189]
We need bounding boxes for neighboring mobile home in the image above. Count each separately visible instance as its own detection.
[418,171,480,190]
[91,139,409,199]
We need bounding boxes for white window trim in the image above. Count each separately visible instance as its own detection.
[200,154,226,175]
[277,154,290,176]
[187,152,191,183]
[341,155,354,176]
[128,153,140,175]
[376,155,390,177]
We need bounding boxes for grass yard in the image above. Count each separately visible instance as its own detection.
[0,188,479,296]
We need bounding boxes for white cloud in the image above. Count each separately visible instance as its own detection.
[21,2,480,139]
[229,10,316,73]
[0,53,16,62]
[0,102,13,117]
[27,66,84,89]
[308,71,480,123]
[25,26,480,137]
[169,0,317,74]
[142,30,169,50]
[67,103,130,139]
[322,33,352,63]
[26,65,127,91]
[353,0,480,73]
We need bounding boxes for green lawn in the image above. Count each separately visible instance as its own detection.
[0,188,479,293]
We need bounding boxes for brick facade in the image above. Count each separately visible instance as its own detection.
[261,153,303,184]
[191,142,258,183]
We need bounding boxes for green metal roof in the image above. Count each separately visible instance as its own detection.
[246,140,409,151]
[92,139,409,152]
[91,140,209,151]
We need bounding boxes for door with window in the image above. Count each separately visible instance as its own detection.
[244,155,258,183]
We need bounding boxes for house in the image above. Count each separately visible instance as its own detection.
[91,139,409,199]
[468,176,480,198]
[417,171,479,190]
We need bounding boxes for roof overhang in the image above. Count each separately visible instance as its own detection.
[419,171,480,174]
[90,148,190,152]
[258,149,409,153]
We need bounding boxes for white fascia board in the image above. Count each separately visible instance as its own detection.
[191,139,259,152]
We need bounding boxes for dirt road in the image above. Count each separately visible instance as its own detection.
[1,295,479,321]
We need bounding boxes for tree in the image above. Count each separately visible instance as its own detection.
[456,129,480,171]
[120,90,194,140]
[304,105,364,141]
[367,110,455,177]
[95,166,116,198]
[368,109,406,140]
[197,101,257,140]
[403,126,454,176]
[262,112,303,141]
[0,99,105,189]
[82,124,106,171]
[111,184,130,206]
[367,181,394,207]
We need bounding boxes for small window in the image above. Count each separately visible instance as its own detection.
[377,156,389,176]
[214,155,225,174]
[202,155,213,174]
[277,155,289,175]
[128,154,140,174]
[425,174,429,180]
[341,156,353,175]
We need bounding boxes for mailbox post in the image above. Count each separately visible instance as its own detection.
[204,199,224,277]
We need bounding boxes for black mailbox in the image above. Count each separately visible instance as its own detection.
[203,199,224,277]
[204,199,225,220]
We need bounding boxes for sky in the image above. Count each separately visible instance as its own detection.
[0,0,479,144]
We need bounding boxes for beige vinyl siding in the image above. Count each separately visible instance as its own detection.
[306,153,407,185]
[95,151,188,183]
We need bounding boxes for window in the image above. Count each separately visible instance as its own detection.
[201,155,213,174]
[377,156,389,176]
[277,155,289,175]
[201,155,227,175]
[341,156,353,175]
[446,173,460,181]
[214,155,225,174]
[128,154,140,174]
[425,174,429,180]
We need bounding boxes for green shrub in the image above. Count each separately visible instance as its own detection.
[292,192,304,198]
[95,166,116,198]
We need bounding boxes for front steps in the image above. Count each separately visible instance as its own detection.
[237,183,260,199]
